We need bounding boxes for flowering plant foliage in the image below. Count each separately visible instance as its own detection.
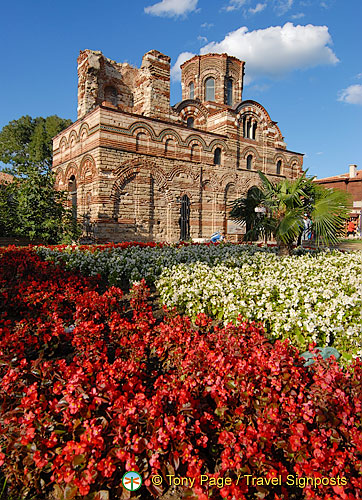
[1,247,362,500]
[156,251,362,361]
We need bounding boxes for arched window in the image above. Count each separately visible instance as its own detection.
[246,155,252,170]
[214,147,221,165]
[252,122,257,140]
[187,117,194,129]
[191,143,201,162]
[227,79,233,106]
[165,138,176,155]
[205,77,215,101]
[136,132,148,151]
[104,86,118,106]
[276,160,282,175]
[189,82,194,99]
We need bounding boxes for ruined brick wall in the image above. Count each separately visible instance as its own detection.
[53,104,303,243]
[53,49,304,243]
[77,49,171,121]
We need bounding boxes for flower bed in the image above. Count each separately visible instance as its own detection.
[35,242,278,287]
[156,251,362,362]
[1,248,362,500]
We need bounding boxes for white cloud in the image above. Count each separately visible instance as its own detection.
[291,12,305,19]
[144,0,198,17]
[249,3,267,14]
[338,84,362,105]
[224,0,247,12]
[198,23,338,82]
[275,0,293,15]
[201,22,214,29]
[224,0,293,14]
[171,52,195,81]
[198,35,208,43]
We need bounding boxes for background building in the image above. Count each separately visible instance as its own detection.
[316,164,362,233]
[53,49,303,242]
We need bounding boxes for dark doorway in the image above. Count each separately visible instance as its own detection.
[68,175,77,220]
[179,194,190,240]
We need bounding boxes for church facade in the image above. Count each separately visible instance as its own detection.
[52,49,303,242]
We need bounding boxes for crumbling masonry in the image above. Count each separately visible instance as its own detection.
[53,49,304,242]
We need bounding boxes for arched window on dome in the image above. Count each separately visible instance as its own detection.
[214,147,221,165]
[226,79,233,106]
[276,160,282,175]
[189,82,194,100]
[205,77,215,101]
[246,155,252,170]
[252,122,257,140]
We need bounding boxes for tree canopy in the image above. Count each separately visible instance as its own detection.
[0,115,72,176]
[0,115,78,243]
[229,171,351,254]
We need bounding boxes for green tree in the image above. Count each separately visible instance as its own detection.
[229,171,351,255]
[0,115,79,243]
[0,115,72,175]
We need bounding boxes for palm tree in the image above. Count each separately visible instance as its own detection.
[229,171,351,255]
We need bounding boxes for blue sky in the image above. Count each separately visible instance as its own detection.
[1,0,361,178]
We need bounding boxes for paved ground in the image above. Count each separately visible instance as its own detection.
[336,241,362,251]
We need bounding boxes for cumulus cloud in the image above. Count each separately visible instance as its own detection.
[338,84,362,105]
[199,23,339,82]
[249,3,267,14]
[144,0,198,17]
[171,52,195,81]
[201,22,214,28]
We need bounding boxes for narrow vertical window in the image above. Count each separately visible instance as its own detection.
[246,155,252,170]
[277,160,282,175]
[205,77,215,101]
[252,122,257,140]
[214,147,221,165]
[187,117,194,128]
[227,79,233,106]
[189,82,194,99]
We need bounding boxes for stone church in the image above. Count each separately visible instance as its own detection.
[53,49,304,242]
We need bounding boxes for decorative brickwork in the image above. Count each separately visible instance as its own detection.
[53,50,304,242]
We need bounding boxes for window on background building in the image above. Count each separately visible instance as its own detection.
[246,155,252,170]
[227,79,233,106]
[189,82,194,99]
[277,160,282,175]
[187,117,194,129]
[205,77,215,101]
[214,147,221,165]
